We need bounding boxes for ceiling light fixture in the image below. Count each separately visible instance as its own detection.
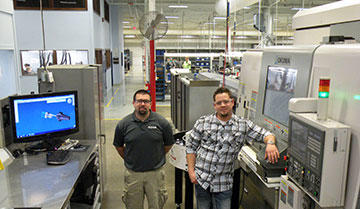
[291,7,308,11]
[124,35,136,38]
[168,5,188,8]
[236,36,247,39]
[122,21,130,24]
[243,6,251,9]
[165,16,179,19]
[204,22,216,25]
[161,22,174,24]
[181,35,194,38]
[214,17,227,20]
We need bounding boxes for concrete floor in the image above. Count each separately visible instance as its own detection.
[101,67,183,209]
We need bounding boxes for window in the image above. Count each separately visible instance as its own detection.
[104,1,109,22]
[14,0,87,10]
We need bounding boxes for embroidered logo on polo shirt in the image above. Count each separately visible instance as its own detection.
[148,125,158,129]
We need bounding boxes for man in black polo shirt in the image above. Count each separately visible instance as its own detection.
[113,89,174,209]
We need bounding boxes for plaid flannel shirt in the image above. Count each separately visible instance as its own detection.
[186,113,272,192]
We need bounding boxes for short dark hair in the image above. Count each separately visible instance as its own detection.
[133,89,151,102]
[213,87,232,101]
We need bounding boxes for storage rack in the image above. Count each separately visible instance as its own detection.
[155,49,166,101]
[195,57,210,70]
[156,64,166,101]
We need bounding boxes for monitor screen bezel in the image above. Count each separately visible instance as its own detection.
[9,91,79,143]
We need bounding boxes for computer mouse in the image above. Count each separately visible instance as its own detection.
[12,149,24,158]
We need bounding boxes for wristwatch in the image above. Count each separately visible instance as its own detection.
[267,140,275,145]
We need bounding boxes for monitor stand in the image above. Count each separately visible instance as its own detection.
[26,138,65,152]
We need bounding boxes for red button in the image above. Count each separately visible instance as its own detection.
[285,167,288,171]
[284,156,288,161]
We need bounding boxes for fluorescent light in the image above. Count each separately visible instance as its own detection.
[168,5,188,8]
[124,35,135,38]
[161,21,174,24]
[243,6,250,9]
[214,17,227,20]
[236,36,247,39]
[123,26,131,28]
[211,35,222,38]
[122,21,130,24]
[204,22,216,25]
[291,7,308,11]
[165,16,179,19]
[181,35,194,38]
[288,37,294,40]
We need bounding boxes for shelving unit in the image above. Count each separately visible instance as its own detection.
[156,49,165,66]
[195,57,210,70]
[155,64,166,101]
[155,49,166,101]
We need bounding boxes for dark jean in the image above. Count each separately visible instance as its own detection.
[195,184,232,209]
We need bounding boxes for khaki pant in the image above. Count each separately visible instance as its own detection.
[122,167,168,209]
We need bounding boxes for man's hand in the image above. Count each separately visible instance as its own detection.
[188,170,198,184]
[186,153,198,184]
[265,144,280,163]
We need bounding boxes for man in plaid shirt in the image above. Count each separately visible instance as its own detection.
[186,87,280,209]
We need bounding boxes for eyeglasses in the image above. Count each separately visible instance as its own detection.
[214,99,232,106]
[135,99,151,104]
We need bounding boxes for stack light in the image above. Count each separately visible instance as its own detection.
[318,79,330,98]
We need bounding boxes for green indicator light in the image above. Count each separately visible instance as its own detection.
[354,95,360,101]
[318,92,329,98]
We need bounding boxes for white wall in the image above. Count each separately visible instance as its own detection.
[110,5,124,85]
[0,0,19,98]
[125,45,144,72]
[0,51,17,98]
[93,0,111,92]
[0,0,15,50]
[13,0,112,94]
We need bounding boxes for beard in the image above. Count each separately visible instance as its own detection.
[138,108,148,116]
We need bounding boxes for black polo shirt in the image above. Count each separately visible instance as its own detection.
[113,111,174,172]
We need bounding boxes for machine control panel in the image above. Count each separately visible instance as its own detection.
[287,113,351,208]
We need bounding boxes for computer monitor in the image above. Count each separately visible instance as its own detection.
[9,91,79,144]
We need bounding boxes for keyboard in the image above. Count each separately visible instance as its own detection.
[47,150,70,165]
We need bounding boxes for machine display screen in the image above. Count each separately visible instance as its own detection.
[289,120,308,160]
[263,66,297,126]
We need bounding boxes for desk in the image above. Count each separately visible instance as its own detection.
[0,140,99,209]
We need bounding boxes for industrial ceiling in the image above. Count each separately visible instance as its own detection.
[109,0,339,48]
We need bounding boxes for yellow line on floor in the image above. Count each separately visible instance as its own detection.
[105,87,120,108]
[104,118,122,121]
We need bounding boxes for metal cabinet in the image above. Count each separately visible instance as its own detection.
[171,71,219,131]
